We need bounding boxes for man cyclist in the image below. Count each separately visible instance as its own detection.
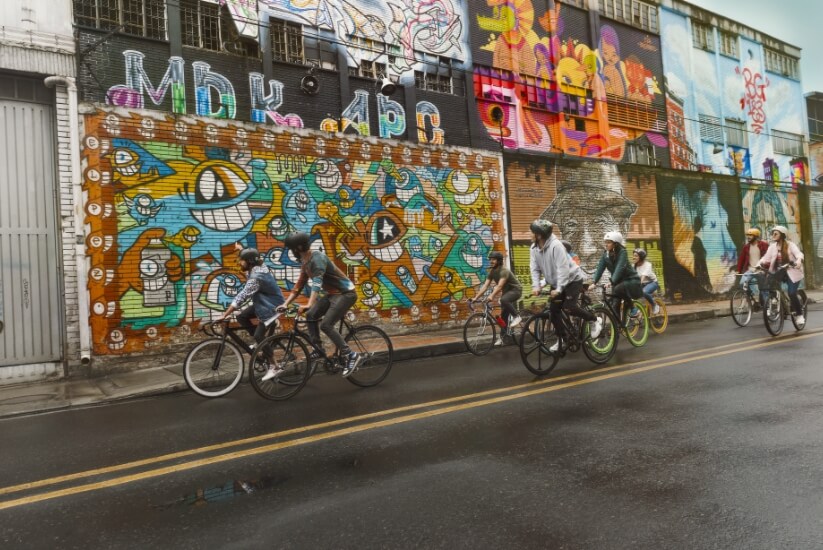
[474,250,523,346]
[278,232,362,377]
[735,227,768,303]
[529,219,602,352]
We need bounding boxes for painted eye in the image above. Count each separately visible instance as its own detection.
[113,149,135,165]
[139,259,160,277]
[452,172,470,193]
[199,170,218,200]
[136,195,152,206]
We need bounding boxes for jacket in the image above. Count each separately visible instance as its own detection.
[736,240,769,274]
[759,241,804,283]
[529,235,584,293]
[593,247,640,285]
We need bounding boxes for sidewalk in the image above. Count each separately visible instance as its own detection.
[2,291,821,419]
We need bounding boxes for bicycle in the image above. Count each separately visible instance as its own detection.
[638,290,668,334]
[518,286,618,376]
[250,305,394,400]
[593,284,650,347]
[183,314,282,398]
[463,298,534,355]
[729,272,765,327]
[761,264,808,336]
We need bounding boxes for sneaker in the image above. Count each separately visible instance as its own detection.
[509,315,522,328]
[630,307,640,317]
[549,341,560,353]
[341,351,362,377]
[796,314,805,326]
[589,318,603,339]
[260,363,284,382]
[652,304,660,315]
[494,337,504,346]
[308,350,325,364]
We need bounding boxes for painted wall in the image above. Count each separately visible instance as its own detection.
[810,142,823,186]
[81,107,505,355]
[805,189,823,285]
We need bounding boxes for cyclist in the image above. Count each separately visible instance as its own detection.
[592,231,642,324]
[632,248,660,315]
[735,227,768,301]
[474,250,523,346]
[758,225,805,325]
[217,247,285,380]
[278,232,362,377]
[529,219,602,351]
[561,240,581,266]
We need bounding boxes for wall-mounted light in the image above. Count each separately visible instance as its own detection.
[489,105,504,151]
[300,67,320,96]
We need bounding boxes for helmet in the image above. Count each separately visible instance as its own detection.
[283,232,311,253]
[771,225,788,238]
[488,251,504,262]
[239,247,261,265]
[560,240,573,253]
[604,231,625,246]
[633,248,647,260]
[745,228,761,238]
[529,219,553,239]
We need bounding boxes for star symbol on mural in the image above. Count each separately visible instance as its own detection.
[380,219,395,240]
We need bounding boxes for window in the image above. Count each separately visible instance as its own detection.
[725,118,748,148]
[599,0,658,33]
[414,70,465,96]
[699,114,723,142]
[351,59,387,79]
[73,0,166,39]
[772,130,804,156]
[764,48,799,79]
[692,21,714,52]
[626,140,658,166]
[271,18,305,64]
[180,0,257,56]
[718,31,738,58]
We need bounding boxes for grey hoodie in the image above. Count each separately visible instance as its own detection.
[529,234,585,293]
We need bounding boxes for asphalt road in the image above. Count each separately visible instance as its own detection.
[2,307,823,549]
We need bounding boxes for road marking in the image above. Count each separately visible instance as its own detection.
[2,329,821,511]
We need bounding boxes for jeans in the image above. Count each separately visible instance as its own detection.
[237,306,268,344]
[500,288,522,326]
[740,270,763,295]
[305,291,357,353]
[611,280,643,322]
[786,278,803,316]
[642,281,660,307]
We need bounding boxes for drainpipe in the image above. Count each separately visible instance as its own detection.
[44,76,92,367]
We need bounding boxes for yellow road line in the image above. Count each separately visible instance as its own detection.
[1,330,820,511]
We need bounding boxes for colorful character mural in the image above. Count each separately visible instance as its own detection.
[740,182,801,246]
[471,0,668,160]
[82,109,505,354]
[808,190,823,284]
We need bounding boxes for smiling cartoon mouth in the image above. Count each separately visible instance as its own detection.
[116,163,141,176]
[370,242,403,262]
[461,250,484,268]
[454,188,479,205]
[362,293,381,307]
[143,276,168,291]
[396,186,419,204]
[191,203,253,231]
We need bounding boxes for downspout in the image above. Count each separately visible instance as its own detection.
[44,76,92,366]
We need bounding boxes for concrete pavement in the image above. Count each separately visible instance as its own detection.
[1,291,821,419]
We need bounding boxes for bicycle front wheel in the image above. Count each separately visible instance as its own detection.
[463,313,497,356]
[519,315,559,376]
[730,290,753,327]
[791,290,808,331]
[345,325,394,387]
[582,305,618,365]
[763,291,784,336]
[250,334,312,400]
[649,298,668,334]
[624,300,650,347]
[183,338,244,398]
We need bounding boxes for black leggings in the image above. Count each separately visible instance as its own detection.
[305,291,357,353]
[500,289,522,325]
[550,280,595,340]
[610,280,643,321]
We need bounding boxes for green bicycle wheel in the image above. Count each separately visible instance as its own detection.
[624,300,650,347]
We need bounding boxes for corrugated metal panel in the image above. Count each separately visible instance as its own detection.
[0,44,75,77]
[0,96,63,365]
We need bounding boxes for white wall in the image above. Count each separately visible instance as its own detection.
[0,0,73,37]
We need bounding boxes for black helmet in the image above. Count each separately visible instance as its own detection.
[633,248,647,261]
[283,232,311,253]
[560,240,572,253]
[239,247,261,265]
[529,219,553,239]
[488,251,504,262]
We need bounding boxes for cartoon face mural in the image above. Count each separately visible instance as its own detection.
[83,109,505,354]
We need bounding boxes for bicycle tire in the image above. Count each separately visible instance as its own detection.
[582,305,618,365]
[249,334,312,400]
[649,297,668,334]
[344,325,394,387]
[183,338,244,398]
[519,314,559,376]
[730,290,753,327]
[624,300,650,347]
[463,312,497,356]
[763,291,784,336]
[791,290,808,331]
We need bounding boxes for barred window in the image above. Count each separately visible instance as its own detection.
[599,0,658,33]
[351,59,387,79]
[73,0,166,39]
[271,18,305,64]
[414,70,465,96]
[764,48,799,79]
[772,130,804,156]
[725,118,748,148]
[692,21,714,52]
[699,114,723,142]
[718,31,738,58]
[180,0,257,56]
[625,141,658,166]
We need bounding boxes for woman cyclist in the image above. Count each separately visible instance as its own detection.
[474,250,523,345]
[633,248,660,315]
[758,225,805,326]
[592,231,642,323]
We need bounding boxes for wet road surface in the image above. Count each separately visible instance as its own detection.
[2,307,823,548]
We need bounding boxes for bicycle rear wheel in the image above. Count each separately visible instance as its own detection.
[582,305,618,365]
[649,298,668,334]
[730,290,753,327]
[183,338,244,398]
[624,300,650,347]
[791,290,808,331]
[345,325,394,387]
[463,313,497,356]
[249,334,312,400]
[762,291,784,336]
[519,315,559,376]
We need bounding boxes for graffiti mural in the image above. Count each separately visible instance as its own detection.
[82,108,505,354]
[740,182,801,246]
[471,0,668,160]
[808,190,823,284]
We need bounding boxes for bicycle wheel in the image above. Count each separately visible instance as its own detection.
[582,305,618,365]
[249,334,312,400]
[463,313,497,356]
[791,290,808,331]
[519,314,559,376]
[730,290,753,327]
[762,291,784,336]
[183,338,244,398]
[649,298,668,334]
[624,300,650,347]
[345,325,394,387]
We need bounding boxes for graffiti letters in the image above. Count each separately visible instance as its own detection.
[736,66,769,134]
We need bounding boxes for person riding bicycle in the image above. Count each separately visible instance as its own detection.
[217,247,285,379]
[561,240,581,266]
[735,227,769,301]
[758,225,805,325]
[592,231,643,324]
[278,232,362,377]
[529,219,602,351]
[474,250,523,346]
[632,248,660,315]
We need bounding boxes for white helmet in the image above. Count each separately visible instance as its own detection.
[604,231,625,246]
[771,225,788,237]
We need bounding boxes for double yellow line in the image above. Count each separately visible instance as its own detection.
[2,329,821,511]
